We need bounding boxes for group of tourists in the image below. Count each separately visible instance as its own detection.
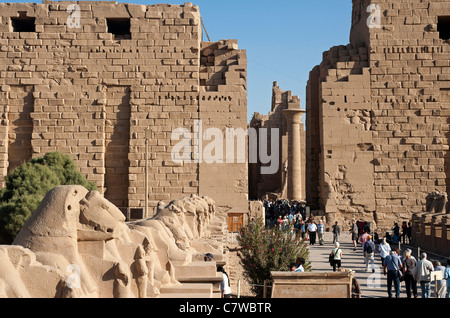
[381,247,450,299]
[264,199,306,226]
[263,201,450,298]
[264,199,329,246]
[332,220,450,298]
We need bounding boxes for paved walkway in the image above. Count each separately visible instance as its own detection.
[307,232,390,298]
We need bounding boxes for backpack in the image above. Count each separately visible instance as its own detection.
[365,242,373,254]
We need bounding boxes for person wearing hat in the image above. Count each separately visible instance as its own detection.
[204,253,214,262]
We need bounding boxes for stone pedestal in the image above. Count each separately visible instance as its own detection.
[271,272,352,298]
[282,106,306,201]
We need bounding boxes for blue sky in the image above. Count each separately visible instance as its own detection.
[3,0,353,123]
[166,0,354,122]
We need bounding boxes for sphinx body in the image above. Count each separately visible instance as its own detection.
[0,186,221,298]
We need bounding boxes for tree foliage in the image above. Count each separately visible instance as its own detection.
[237,217,310,296]
[0,152,97,244]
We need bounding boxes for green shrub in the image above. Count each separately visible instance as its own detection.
[237,217,310,296]
[0,152,97,244]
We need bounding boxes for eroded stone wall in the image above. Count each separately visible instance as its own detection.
[307,0,450,231]
[0,1,248,216]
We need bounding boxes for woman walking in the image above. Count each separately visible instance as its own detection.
[330,242,342,272]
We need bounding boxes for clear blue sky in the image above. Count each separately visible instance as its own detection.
[3,0,353,123]
[162,0,353,123]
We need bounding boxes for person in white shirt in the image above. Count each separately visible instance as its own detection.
[218,266,232,298]
[295,257,305,272]
[378,237,391,265]
[307,221,318,246]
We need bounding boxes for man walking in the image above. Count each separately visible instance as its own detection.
[363,235,376,273]
[383,250,403,298]
[413,253,434,298]
[332,221,340,244]
[349,219,358,251]
[317,220,325,245]
[307,221,317,246]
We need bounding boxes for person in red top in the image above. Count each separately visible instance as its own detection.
[359,230,370,257]
[276,216,283,229]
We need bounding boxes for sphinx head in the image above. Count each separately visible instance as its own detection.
[78,191,126,241]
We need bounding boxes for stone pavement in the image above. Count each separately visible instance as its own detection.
[307,232,390,298]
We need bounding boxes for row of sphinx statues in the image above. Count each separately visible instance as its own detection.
[0,185,222,298]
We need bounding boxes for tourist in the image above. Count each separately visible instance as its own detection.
[330,242,342,272]
[363,235,375,273]
[406,222,412,244]
[295,257,305,272]
[341,268,361,298]
[359,230,369,257]
[282,215,289,230]
[217,266,232,298]
[294,218,301,235]
[350,270,362,299]
[433,260,447,298]
[288,212,294,224]
[276,215,283,229]
[401,221,408,244]
[444,258,450,298]
[307,220,317,246]
[392,222,400,243]
[317,220,325,245]
[383,250,403,298]
[402,250,418,298]
[362,221,370,234]
[350,219,359,251]
[413,253,434,298]
[378,237,391,265]
[290,263,298,272]
[332,221,340,244]
[204,253,214,262]
[300,220,306,240]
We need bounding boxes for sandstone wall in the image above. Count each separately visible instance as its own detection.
[0,1,247,216]
[199,40,248,212]
[307,0,450,231]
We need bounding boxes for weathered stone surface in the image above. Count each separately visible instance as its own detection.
[306,0,450,233]
[0,185,226,298]
[0,1,247,217]
[271,272,352,299]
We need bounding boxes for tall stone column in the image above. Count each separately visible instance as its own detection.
[282,104,306,201]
